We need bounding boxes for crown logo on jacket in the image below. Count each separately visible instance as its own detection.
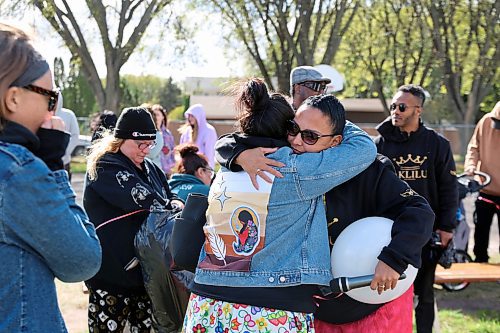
[393,154,428,180]
[393,154,427,167]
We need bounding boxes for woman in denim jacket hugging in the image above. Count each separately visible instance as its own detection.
[181,78,376,332]
[0,23,102,332]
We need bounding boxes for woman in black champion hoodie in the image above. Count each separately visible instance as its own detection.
[84,107,182,333]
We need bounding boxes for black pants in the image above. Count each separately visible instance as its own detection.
[414,246,439,333]
[87,287,153,333]
[473,193,500,262]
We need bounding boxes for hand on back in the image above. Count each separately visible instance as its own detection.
[236,147,284,190]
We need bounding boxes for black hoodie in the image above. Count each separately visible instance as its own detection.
[84,151,178,293]
[215,133,435,322]
[374,118,458,232]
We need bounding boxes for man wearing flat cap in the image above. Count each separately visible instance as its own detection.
[290,65,331,110]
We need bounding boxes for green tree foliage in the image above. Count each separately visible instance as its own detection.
[338,0,436,115]
[120,75,183,112]
[53,57,98,116]
[3,0,176,113]
[160,77,183,112]
[60,58,99,117]
[422,0,500,125]
[205,0,360,92]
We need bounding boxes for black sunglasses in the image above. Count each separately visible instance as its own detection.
[23,84,59,111]
[389,103,421,113]
[299,81,328,93]
[286,119,337,145]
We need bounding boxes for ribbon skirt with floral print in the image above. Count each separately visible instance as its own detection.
[182,293,315,333]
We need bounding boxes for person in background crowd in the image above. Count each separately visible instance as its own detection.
[464,101,500,263]
[152,104,176,177]
[90,109,117,142]
[55,91,80,180]
[179,104,217,168]
[84,106,183,333]
[0,22,101,333]
[375,84,458,333]
[141,103,164,168]
[168,144,212,201]
[290,66,331,110]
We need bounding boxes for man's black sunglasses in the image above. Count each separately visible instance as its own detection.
[389,103,421,113]
[23,84,59,112]
[299,81,328,93]
[286,119,337,145]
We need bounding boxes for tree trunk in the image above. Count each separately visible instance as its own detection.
[374,80,390,117]
[105,65,121,113]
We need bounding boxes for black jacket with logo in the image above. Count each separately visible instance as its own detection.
[214,133,434,321]
[84,151,178,293]
[315,155,434,324]
[374,118,458,232]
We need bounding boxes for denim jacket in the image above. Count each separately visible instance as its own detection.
[194,121,377,288]
[0,129,101,332]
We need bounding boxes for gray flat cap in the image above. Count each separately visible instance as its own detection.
[290,66,331,85]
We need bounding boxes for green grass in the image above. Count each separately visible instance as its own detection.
[70,156,87,174]
[433,254,500,332]
[438,309,499,333]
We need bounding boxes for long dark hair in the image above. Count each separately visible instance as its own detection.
[235,78,294,139]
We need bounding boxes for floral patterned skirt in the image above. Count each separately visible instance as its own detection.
[182,293,315,333]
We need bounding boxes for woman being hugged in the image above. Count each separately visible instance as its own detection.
[182,79,376,332]
[0,23,101,332]
[84,106,183,332]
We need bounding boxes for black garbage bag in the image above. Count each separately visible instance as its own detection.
[134,207,194,333]
[170,193,209,272]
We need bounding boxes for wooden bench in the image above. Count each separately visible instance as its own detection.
[435,262,500,283]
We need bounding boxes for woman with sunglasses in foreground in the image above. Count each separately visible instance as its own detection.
[181,79,376,332]
[84,106,184,332]
[0,24,102,332]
